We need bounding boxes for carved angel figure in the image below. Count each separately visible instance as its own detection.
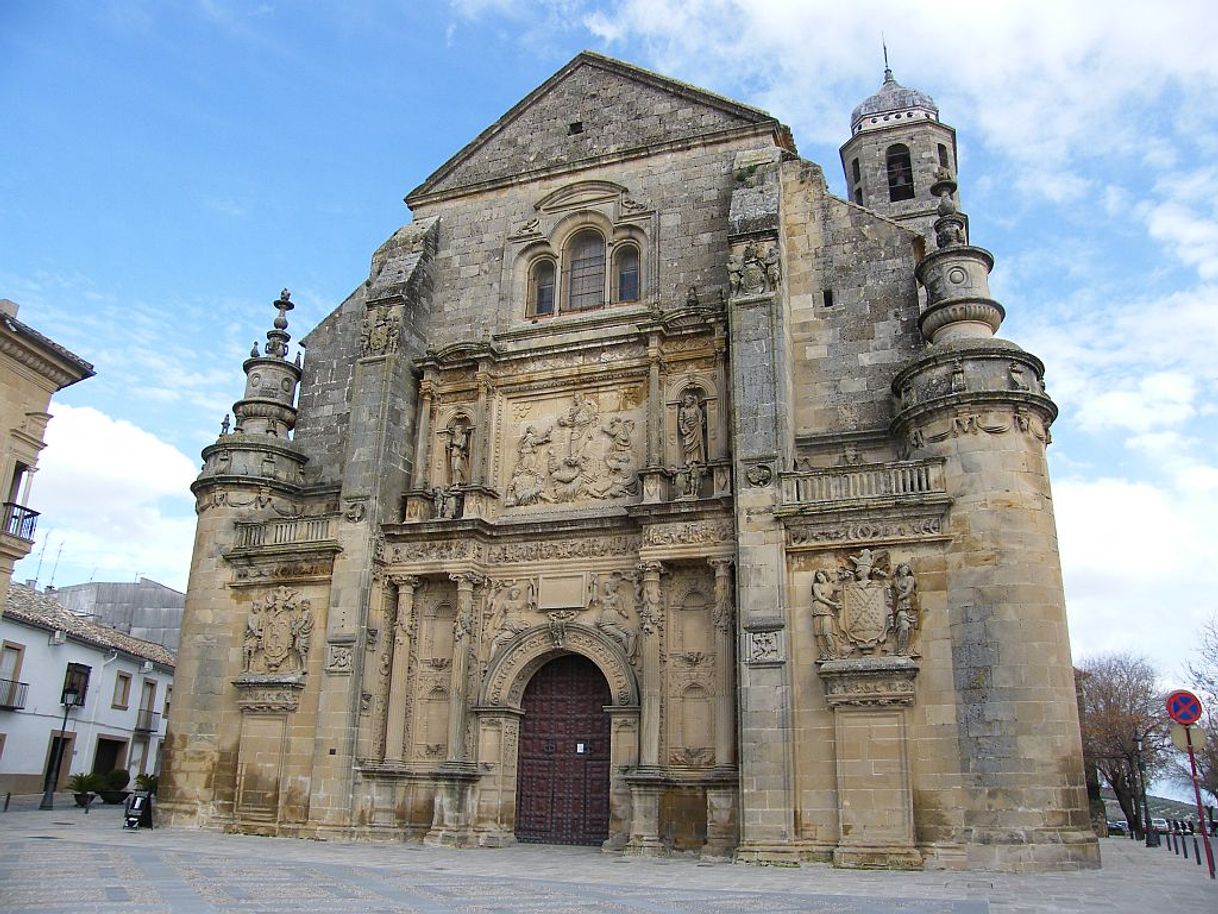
[596,576,637,660]
[727,251,744,296]
[891,563,917,656]
[292,601,313,670]
[242,602,263,672]
[677,391,706,465]
[810,570,841,661]
[489,581,534,656]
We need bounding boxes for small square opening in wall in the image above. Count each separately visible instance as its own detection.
[823,289,835,308]
[568,120,584,135]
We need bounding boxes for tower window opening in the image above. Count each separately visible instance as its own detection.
[853,189,863,205]
[823,289,835,308]
[886,144,915,202]
[568,121,584,135]
[938,144,950,169]
[851,158,861,184]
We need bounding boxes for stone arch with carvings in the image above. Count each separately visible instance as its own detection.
[479,623,640,710]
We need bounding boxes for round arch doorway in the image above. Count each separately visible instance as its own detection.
[515,654,611,846]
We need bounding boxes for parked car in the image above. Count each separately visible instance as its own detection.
[1106,819,1127,836]
[1151,817,1169,834]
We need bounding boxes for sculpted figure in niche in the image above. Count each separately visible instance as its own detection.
[596,575,637,660]
[504,425,552,507]
[678,390,707,466]
[891,563,918,656]
[446,421,472,487]
[810,570,842,661]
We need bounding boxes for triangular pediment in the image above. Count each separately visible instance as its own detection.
[407,52,790,205]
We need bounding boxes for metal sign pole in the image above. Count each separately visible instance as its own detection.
[1185,727,1215,879]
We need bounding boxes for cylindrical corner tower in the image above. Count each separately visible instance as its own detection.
[890,179,1099,870]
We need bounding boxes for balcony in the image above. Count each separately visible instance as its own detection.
[2,502,39,541]
[233,516,335,549]
[134,708,161,733]
[0,678,29,710]
[781,459,946,507]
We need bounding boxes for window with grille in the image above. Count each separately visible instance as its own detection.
[566,230,606,310]
[615,246,640,302]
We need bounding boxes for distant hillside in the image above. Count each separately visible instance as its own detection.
[1101,788,1215,823]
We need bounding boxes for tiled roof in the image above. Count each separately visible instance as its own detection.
[0,311,95,378]
[4,584,175,668]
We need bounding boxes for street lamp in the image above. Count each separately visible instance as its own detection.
[1135,734,1160,848]
[39,685,82,810]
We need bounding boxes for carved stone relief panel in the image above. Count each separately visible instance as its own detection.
[798,550,924,662]
[497,386,646,509]
[241,585,314,675]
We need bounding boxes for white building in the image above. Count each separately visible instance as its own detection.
[0,583,174,794]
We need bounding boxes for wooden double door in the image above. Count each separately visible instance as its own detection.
[515,654,611,846]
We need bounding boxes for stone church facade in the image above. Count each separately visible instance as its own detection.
[161,53,1099,871]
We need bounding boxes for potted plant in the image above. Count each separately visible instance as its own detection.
[134,772,158,795]
[98,768,131,804]
[67,772,103,807]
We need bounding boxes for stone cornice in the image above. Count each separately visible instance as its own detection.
[0,320,94,390]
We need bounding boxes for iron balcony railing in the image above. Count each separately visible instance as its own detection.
[2,502,39,541]
[134,709,161,733]
[0,678,29,710]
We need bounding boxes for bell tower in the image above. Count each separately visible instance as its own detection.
[839,64,958,249]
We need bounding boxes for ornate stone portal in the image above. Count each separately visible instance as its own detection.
[163,53,1097,873]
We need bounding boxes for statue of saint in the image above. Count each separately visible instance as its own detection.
[677,391,706,465]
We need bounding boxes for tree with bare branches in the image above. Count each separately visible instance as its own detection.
[1077,652,1168,835]
[1183,615,1218,811]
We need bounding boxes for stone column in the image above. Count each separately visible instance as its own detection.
[383,575,420,763]
[411,380,434,489]
[472,368,491,485]
[636,561,665,767]
[446,573,483,762]
[708,558,735,769]
[646,339,662,466]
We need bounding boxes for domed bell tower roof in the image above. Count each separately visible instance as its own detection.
[850,68,939,135]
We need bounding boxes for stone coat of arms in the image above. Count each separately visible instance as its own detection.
[810,550,919,661]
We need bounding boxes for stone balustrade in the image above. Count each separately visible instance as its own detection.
[234,515,335,549]
[781,459,944,506]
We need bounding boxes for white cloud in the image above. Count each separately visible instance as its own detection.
[13,403,198,591]
[1056,473,1218,679]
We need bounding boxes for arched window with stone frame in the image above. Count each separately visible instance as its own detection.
[886,143,915,202]
[565,228,607,311]
[612,243,641,303]
[527,257,557,318]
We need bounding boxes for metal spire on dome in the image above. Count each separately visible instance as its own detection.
[883,36,894,83]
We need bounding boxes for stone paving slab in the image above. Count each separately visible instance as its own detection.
[1,798,1215,913]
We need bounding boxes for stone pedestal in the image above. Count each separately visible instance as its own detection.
[819,658,921,869]
[623,769,665,856]
[423,766,478,847]
[702,770,739,860]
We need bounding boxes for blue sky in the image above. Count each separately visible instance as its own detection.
[3,1,1217,696]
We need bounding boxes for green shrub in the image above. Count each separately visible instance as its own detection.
[134,772,158,794]
[103,768,131,791]
[67,772,103,793]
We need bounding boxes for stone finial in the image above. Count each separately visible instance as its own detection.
[264,288,294,359]
[930,170,967,250]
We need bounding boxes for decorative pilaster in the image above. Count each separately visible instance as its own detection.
[636,561,665,767]
[445,572,484,763]
[383,575,420,762]
[708,558,735,770]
